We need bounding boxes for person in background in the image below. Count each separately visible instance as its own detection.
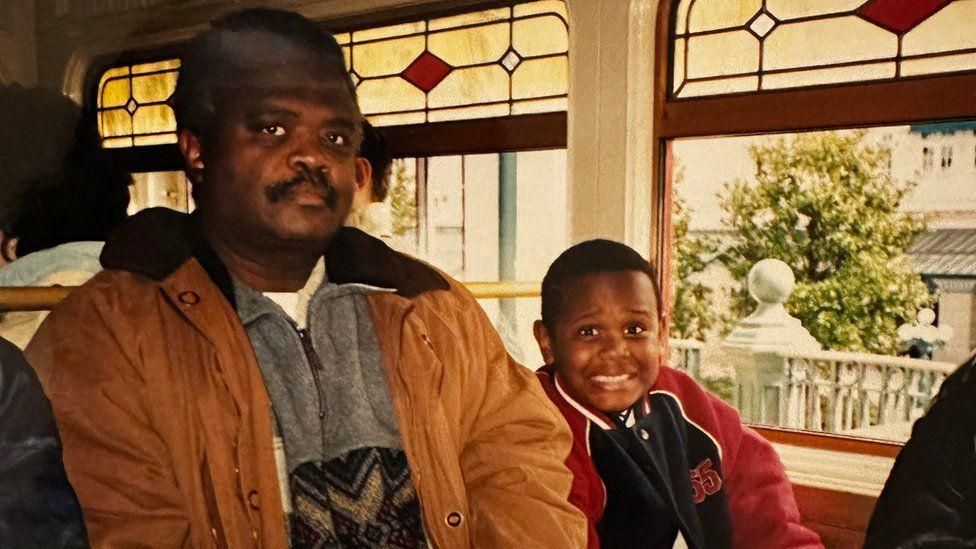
[533,239,823,549]
[0,102,130,348]
[0,335,87,548]
[345,119,394,240]
[27,9,585,548]
[864,355,976,547]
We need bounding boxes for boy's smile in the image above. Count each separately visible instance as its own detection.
[535,270,663,413]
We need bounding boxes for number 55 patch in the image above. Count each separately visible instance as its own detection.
[690,458,723,503]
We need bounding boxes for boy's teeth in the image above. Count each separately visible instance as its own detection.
[592,374,629,383]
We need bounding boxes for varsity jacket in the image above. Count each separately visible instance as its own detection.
[537,364,823,549]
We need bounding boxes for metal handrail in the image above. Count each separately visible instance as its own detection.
[0,281,543,312]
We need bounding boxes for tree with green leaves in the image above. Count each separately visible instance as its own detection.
[720,131,930,355]
[388,158,418,237]
[670,163,727,341]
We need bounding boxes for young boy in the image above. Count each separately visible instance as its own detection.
[533,240,823,549]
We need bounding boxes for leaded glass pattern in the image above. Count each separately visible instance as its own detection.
[97,59,180,148]
[336,0,569,126]
[672,0,974,98]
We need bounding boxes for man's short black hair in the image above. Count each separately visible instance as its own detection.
[172,8,359,141]
[360,120,392,201]
[540,239,662,331]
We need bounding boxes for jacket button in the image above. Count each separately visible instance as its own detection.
[179,291,201,305]
[639,429,650,440]
[247,489,260,509]
[445,511,463,528]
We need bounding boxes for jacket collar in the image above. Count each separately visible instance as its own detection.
[100,208,449,301]
[538,364,653,430]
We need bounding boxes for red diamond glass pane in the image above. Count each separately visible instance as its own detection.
[401,51,453,92]
[858,0,952,34]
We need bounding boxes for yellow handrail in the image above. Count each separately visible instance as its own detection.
[0,281,542,312]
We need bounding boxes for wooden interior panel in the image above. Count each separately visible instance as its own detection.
[794,485,879,549]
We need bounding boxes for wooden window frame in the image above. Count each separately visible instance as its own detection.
[652,0,976,453]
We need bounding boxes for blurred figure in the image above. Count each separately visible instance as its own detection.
[0,94,130,348]
[865,356,976,547]
[346,120,394,240]
[0,336,87,548]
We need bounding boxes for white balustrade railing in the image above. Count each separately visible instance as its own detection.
[779,348,955,434]
[668,338,703,378]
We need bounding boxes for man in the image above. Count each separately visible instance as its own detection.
[865,356,976,547]
[0,337,87,548]
[27,9,585,548]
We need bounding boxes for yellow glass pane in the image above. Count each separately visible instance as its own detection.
[100,77,131,109]
[429,23,509,66]
[132,104,176,136]
[673,38,687,93]
[514,1,567,19]
[357,77,426,115]
[688,0,761,33]
[98,109,131,138]
[765,0,865,21]
[902,53,976,77]
[762,62,894,89]
[353,21,425,43]
[102,136,133,148]
[131,59,180,74]
[132,71,178,104]
[511,96,567,114]
[512,57,567,99]
[352,36,425,77]
[686,31,758,79]
[513,16,569,57]
[763,17,896,71]
[334,32,351,46]
[429,8,509,31]
[428,103,509,122]
[675,0,691,35]
[428,65,509,108]
[343,47,351,71]
[367,112,426,126]
[98,66,129,107]
[677,75,758,98]
[133,133,178,146]
[903,1,976,56]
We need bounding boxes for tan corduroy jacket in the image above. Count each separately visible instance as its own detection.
[27,209,586,548]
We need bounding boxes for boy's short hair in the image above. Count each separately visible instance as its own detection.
[541,239,662,331]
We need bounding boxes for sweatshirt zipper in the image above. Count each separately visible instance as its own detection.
[295,326,327,424]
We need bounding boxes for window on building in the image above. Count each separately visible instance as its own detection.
[941,145,954,168]
[658,0,976,445]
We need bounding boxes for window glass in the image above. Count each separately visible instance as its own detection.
[669,122,976,442]
[97,59,180,147]
[355,149,568,366]
[673,0,975,97]
[338,0,568,125]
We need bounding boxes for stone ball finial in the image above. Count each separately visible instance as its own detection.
[748,259,795,305]
[917,307,936,326]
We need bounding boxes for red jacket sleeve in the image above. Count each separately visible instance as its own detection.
[724,426,823,548]
[657,368,823,548]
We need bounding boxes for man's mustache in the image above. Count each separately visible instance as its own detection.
[264,162,337,209]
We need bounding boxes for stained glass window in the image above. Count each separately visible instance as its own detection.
[336,0,569,126]
[95,1,567,148]
[97,59,180,148]
[672,0,975,98]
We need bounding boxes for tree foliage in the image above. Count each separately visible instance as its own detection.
[720,131,930,355]
[670,164,727,341]
[388,158,418,237]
